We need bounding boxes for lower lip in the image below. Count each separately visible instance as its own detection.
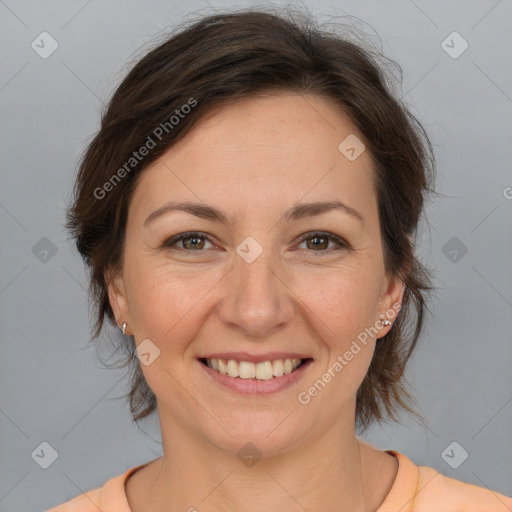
[198,359,313,395]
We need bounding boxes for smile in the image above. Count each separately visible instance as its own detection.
[200,357,307,380]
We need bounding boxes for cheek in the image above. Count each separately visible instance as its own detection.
[125,267,211,401]
[126,262,210,349]
[293,267,380,390]
[296,264,381,339]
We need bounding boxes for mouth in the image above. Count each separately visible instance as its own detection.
[198,357,313,380]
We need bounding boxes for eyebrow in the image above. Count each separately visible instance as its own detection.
[143,200,364,226]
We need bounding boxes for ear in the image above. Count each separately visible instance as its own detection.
[105,267,132,335]
[377,271,406,336]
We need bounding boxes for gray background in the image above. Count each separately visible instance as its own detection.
[0,0,511,510]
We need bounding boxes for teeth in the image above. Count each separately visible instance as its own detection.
[256,361,273,380]
[204,357,303,380]
[227,359,238,377]
[239,361,256,379]
[218,359,228,375]
[272,359,284,377]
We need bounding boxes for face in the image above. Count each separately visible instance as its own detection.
[107,92,404,456]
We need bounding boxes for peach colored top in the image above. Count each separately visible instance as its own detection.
[47,450,512,511]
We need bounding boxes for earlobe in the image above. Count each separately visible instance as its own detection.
[378,274,406,333]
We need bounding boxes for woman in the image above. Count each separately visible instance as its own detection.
[48,8,512,512]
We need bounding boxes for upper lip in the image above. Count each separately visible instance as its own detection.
[199,352,312,364]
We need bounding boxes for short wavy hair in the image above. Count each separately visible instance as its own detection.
[65,7,437,433]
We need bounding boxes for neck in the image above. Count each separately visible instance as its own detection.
[143,410,371,512]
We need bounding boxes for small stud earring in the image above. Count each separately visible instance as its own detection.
[382,319,392,326]
[122,322,127,335]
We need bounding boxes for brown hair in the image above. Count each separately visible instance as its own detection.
[65,6,437,433]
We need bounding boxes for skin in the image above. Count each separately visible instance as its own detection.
[107,92,405,512]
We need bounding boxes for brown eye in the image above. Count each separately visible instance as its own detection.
[163,232,214,251]
[296,231,349,254]
[182,235,206,250]
[306,235,329,250]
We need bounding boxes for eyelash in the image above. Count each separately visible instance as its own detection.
[162,230,350,255]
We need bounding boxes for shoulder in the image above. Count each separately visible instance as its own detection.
[45,464,143,512]
[379,450,512,512]
[46,487,103,512]
[414,465,512,512]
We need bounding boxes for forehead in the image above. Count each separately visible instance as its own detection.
[130,92,377,229]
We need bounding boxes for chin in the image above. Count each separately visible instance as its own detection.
[201,411,307,460]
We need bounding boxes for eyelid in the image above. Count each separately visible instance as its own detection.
[163,231,216,251]
[294,231,350,252]
[163,230,350,254]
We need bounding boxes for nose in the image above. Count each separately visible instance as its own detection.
[217,246,295,339]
